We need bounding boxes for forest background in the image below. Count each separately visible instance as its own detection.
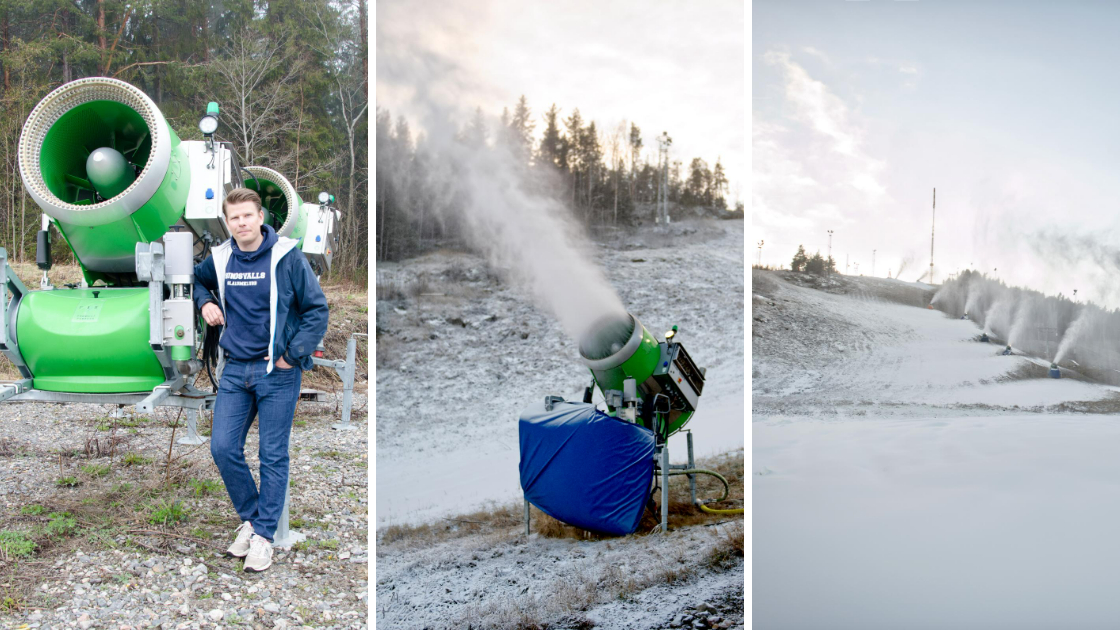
[0,0,368,282]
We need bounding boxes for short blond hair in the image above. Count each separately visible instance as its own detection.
[222,188,262,216]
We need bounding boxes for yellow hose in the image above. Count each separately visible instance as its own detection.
[667,468,745,515]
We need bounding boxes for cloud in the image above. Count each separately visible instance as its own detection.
[753,50,895,265]
[802,46,832,64]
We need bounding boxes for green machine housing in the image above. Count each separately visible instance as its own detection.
[578,313,705,440]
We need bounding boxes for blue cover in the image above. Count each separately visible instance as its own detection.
[519,400,656,536]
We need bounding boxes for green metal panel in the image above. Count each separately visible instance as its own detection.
[42,101,189,278]
[589,325,662,391]
[16,288,164,393]
[290,202,309,243]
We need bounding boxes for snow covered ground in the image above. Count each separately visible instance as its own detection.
[375,218,745,629]
[753,270,1120,629]
[376,218,745,528]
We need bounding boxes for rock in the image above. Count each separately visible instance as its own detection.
[696,603,713,613]
[671,613,685,627]
[77,614,93,629]
[263,602,281,613]
[273,620,289,629]
[208,609,224,621]
[153,564,166,574]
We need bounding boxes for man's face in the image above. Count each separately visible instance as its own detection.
[225,200,265,249]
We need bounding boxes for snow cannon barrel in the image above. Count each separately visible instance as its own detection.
[241,166,306,241]
[18,77,189,277]
[578,312,705,439]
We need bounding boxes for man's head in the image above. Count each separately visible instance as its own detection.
[223,188,265,251]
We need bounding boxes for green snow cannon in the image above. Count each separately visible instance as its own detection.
[241,166,341,276]
[6,78,240,395]
[18,77,190,284]
[578,312,705,440]
[242,166,308,243]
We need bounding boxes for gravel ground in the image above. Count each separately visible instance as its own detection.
[0,388,368,629]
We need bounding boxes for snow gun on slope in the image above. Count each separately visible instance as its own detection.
[518,312,738,536]
[0,77,339,411]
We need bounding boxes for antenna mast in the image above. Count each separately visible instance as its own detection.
[930,188,936,284]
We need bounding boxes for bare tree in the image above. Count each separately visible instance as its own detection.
[312,2,368,274]
[208,26,303,168]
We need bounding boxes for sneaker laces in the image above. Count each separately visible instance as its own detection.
[249,534,271,556]
[233,521,253,538]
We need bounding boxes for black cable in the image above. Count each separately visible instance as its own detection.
[199,307,223,391]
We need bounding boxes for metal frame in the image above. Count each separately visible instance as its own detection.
[311,332,365,431]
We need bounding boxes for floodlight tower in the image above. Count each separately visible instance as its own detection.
[827,230,834,277]
[656,132,672,225]
[930,188,936,284]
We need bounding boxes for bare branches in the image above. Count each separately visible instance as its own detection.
[207,26,304,166]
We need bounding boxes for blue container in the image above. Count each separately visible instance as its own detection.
[519,400,656,536]
[1049,366,1061,379]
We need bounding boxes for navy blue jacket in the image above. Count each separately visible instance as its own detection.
[194,228,329,373]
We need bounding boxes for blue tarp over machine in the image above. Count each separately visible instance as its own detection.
[519,401,656,536]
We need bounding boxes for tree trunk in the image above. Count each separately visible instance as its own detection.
[613,166,618,225]
[1,10,9,92]
[153,14,161,102]
[295,83,303,190]
[98,0,107,51]
[359,0,368,97]
[200,8,208,63]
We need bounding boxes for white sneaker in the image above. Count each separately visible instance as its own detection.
[226,521,254,558]
[243,534,273,572]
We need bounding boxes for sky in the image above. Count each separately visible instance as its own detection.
[376,0,746,207]
[754,1,1120,307]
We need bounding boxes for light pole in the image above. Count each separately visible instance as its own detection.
[757,240,764,267]
[872,250,876,277]
[827,230,834,277]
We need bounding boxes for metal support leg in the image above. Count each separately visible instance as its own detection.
[661,445,670,534]
[524,498,531,536]
[176,407,207,445]
[332,335,359,431]
[271,481,306,550]
[687,431,696,506]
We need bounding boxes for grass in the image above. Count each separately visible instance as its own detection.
[704,521,745,571]
[81,463,111,478]
[188,478,222,498]
[0,531,35,558]
[121,452,151,467]
[56,476,79,488]
[19,505,43,516]
[45,512,77,537]
[148,499,188,526]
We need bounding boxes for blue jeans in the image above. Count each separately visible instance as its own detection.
[210,358,301,542]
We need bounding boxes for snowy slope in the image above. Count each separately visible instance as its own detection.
[753,270,1120,629]
[377,219,745,528]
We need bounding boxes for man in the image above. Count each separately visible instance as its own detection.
[193,188,329,572]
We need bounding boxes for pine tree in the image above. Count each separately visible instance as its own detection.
[509,95,534,165]
[806,251,826,275]
[791,245,808,272]
[537,103,564,170]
